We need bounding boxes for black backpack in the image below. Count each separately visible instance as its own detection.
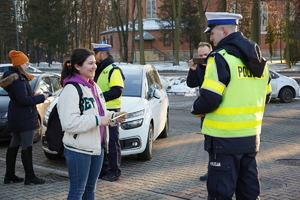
[45,82,83,154]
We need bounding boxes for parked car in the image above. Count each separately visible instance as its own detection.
[0,64,42,73]
[41,64,169,160]
[270,70,299,103]
[0,72,61,143]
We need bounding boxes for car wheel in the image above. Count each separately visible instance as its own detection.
[137,123,153,161]
[33,119,41,143]
[159,113,169,138]
[279,87,293,103]
[44,151,63,160]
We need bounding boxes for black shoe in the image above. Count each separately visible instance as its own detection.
[4,174,24,184]
[24,175,45,185]
[4,146,24,184]
[98,173,107,179]
[200,173,208,181]
[21,146,45,185]
[102,174,120,182]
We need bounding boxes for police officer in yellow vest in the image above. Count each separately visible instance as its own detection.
[191,12,272,200]
[92,41,125,182]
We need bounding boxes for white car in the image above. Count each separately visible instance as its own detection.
[270,70,299,103]
[41,64,169,161]
[119,64,169,160]
[0,63,42,73]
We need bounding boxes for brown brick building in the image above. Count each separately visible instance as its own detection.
[100,0,289,62]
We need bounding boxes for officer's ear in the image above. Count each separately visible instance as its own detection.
[222,26,231,37]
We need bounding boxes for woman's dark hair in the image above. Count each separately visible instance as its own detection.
[60,48,94,86]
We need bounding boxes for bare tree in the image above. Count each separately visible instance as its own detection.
[197,0,209,42]
[250,0,261,45]
[137,0,145,64]
[111,0,130,62]
[130,0,138,63]
[173,0,182,65]
[219,0,226,11]
[285,0,291,69]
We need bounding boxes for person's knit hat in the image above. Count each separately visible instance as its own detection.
[9,50,29,67]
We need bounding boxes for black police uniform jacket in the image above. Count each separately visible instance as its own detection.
[0,67,45,132]
[192,32,271,155]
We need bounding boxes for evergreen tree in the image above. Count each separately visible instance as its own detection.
[0,1,17,63]
[181,0,201,59]
[239,6,251,39]
[26,0,66,64]
[265,20,276,62]
[275,18,285,63]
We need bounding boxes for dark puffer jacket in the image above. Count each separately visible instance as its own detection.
[0,67,45,132]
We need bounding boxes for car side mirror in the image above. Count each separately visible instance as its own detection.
[153,89,161,99]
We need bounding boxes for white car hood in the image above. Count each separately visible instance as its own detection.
[121,97,146,113]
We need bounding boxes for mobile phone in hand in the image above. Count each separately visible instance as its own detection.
[193,58,206,65]
[43,91,52,97]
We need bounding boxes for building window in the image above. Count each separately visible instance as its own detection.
[261,1,268,32]
[164,33,171,46]
[146,0,156,19]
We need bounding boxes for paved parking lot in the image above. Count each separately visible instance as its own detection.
[0,95,300,200]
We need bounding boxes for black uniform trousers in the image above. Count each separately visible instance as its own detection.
[100,109,121,177]
[207,151,260,200]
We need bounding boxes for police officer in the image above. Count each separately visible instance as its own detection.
[92,41,125,182]
[187,42,212,182]
[191,12,272,200]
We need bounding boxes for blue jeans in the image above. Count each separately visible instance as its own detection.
[64,147,104,200]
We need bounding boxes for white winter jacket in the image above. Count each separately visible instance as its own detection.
[57,82,113,155]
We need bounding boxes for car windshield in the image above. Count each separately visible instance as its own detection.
[0,75,38,96]
[121,66,142,97]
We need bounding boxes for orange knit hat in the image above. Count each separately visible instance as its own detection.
[9,50,29,67]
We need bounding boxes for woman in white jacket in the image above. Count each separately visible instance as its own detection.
[58,48,126,200]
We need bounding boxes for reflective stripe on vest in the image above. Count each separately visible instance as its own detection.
[202,49,270,138]
[96,64,124,109]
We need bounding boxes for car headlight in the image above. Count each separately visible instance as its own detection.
[126,109,145,119]
[1,112,7,119]
[121,118,143,130]
[43,110,50,127]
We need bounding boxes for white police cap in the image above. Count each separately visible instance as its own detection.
[92,41,112,51]
[204,12,243,33]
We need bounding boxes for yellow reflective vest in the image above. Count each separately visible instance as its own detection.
[96,64,124,109]
[202,49,271,138]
